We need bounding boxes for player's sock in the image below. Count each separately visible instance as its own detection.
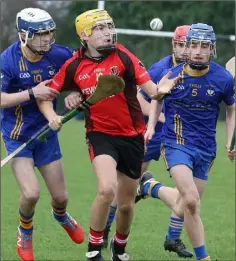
[144,181,163,198]
[52,206,68,223]
[19,209,34,234]
[167,216,184,240]
[194,245,209,260]
[88,227,104,252]
[113,231,129,254]
[105,205,117,228]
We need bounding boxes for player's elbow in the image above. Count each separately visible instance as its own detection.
[0,93,12,108]
[226,103,235,117]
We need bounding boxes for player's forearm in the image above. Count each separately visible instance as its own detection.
[137,93,150,116]
[139,80,158,98]
[147,100,163,128]
[37,100,58,121]
[226,105,235,146]
[0,91,30,108]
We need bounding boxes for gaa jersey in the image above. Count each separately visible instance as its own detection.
[139,54,177,140]
[49,43,151,136]
[162,62,235,154]
[1,41,73,141]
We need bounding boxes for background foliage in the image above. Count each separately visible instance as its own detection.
[1,0,235,116]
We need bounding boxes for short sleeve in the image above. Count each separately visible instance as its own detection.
[223,75,235,106]
[1,53,13,92]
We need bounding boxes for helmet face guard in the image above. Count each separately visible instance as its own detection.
[172,25,190,63]
[91,20,116,55]
[185,23,216,70]
[16,8,56,55]
[75,9,117,56]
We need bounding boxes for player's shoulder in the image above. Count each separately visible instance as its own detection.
[209,61,233,82]
[1,41,20,60]
[149,55,173,71]
[49,44,74,59]
[170,62,184,72]
[115,43,131,53]
[162,62,183,77]
[115,43,138,59]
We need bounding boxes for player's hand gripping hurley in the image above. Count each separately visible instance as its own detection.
[1,75,125,168]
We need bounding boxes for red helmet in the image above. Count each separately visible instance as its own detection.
[173,25,190,42]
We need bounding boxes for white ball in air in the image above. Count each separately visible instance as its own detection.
[150,18,163,31]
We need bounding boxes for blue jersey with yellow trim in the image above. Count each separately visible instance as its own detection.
[1,41,73,141]
[162,62,235,154]
[140,55,175,140]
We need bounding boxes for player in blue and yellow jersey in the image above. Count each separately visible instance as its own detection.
[143,23,235,261]
[1,8,84,261]
[101,25,193,258]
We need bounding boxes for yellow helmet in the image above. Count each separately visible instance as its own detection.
[75,9,113,38]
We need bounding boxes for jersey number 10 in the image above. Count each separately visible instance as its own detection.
[34,74,42,83]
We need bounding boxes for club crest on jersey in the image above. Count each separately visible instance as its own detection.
[206,88,215,96]
[110,66,119,76]
[47,65,56,77]
[49,70,56,76]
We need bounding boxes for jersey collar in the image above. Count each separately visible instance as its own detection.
[183,63,209,76]
[21,44,43,63]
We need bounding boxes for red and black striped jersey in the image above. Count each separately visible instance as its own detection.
[49,43,151,136]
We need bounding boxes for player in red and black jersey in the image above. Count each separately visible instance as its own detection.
[37,9,177,261]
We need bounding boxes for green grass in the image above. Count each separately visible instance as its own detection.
[1,121,235,260]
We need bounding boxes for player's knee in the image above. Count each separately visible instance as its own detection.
[184,192,200,215]
[118,201,134,215]
[98,185,116,203]
[51,191,68,206]
[21,188,40,205]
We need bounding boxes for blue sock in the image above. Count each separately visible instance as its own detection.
[52,206,68,223]
[194,245,209,260]
[19,209,33,234]
[167,216,184,240]
[143,182,163,198]
[106,205,117,228]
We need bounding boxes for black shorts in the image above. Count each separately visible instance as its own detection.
[86,131,144,180]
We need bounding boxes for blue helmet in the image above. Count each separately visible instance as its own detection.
[16,8,56,54]
[186,23,216,45]
[186,23,217,69]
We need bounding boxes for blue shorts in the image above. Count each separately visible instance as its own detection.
[161,143,215,180]
[2,134,62,167]
[144,139,161,163]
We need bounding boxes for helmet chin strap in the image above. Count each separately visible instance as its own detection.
[96,44,116,56]
[26,44,47,56]
[188,61,209,71]
[175,57,186,64]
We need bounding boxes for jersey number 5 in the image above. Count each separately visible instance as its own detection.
[192,88,198,96]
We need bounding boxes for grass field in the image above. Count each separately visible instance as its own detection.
[1,120,235,261]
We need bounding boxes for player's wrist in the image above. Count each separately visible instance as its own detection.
[146,123,155,131]
[47,111,59,122]
[28,88,36,100]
